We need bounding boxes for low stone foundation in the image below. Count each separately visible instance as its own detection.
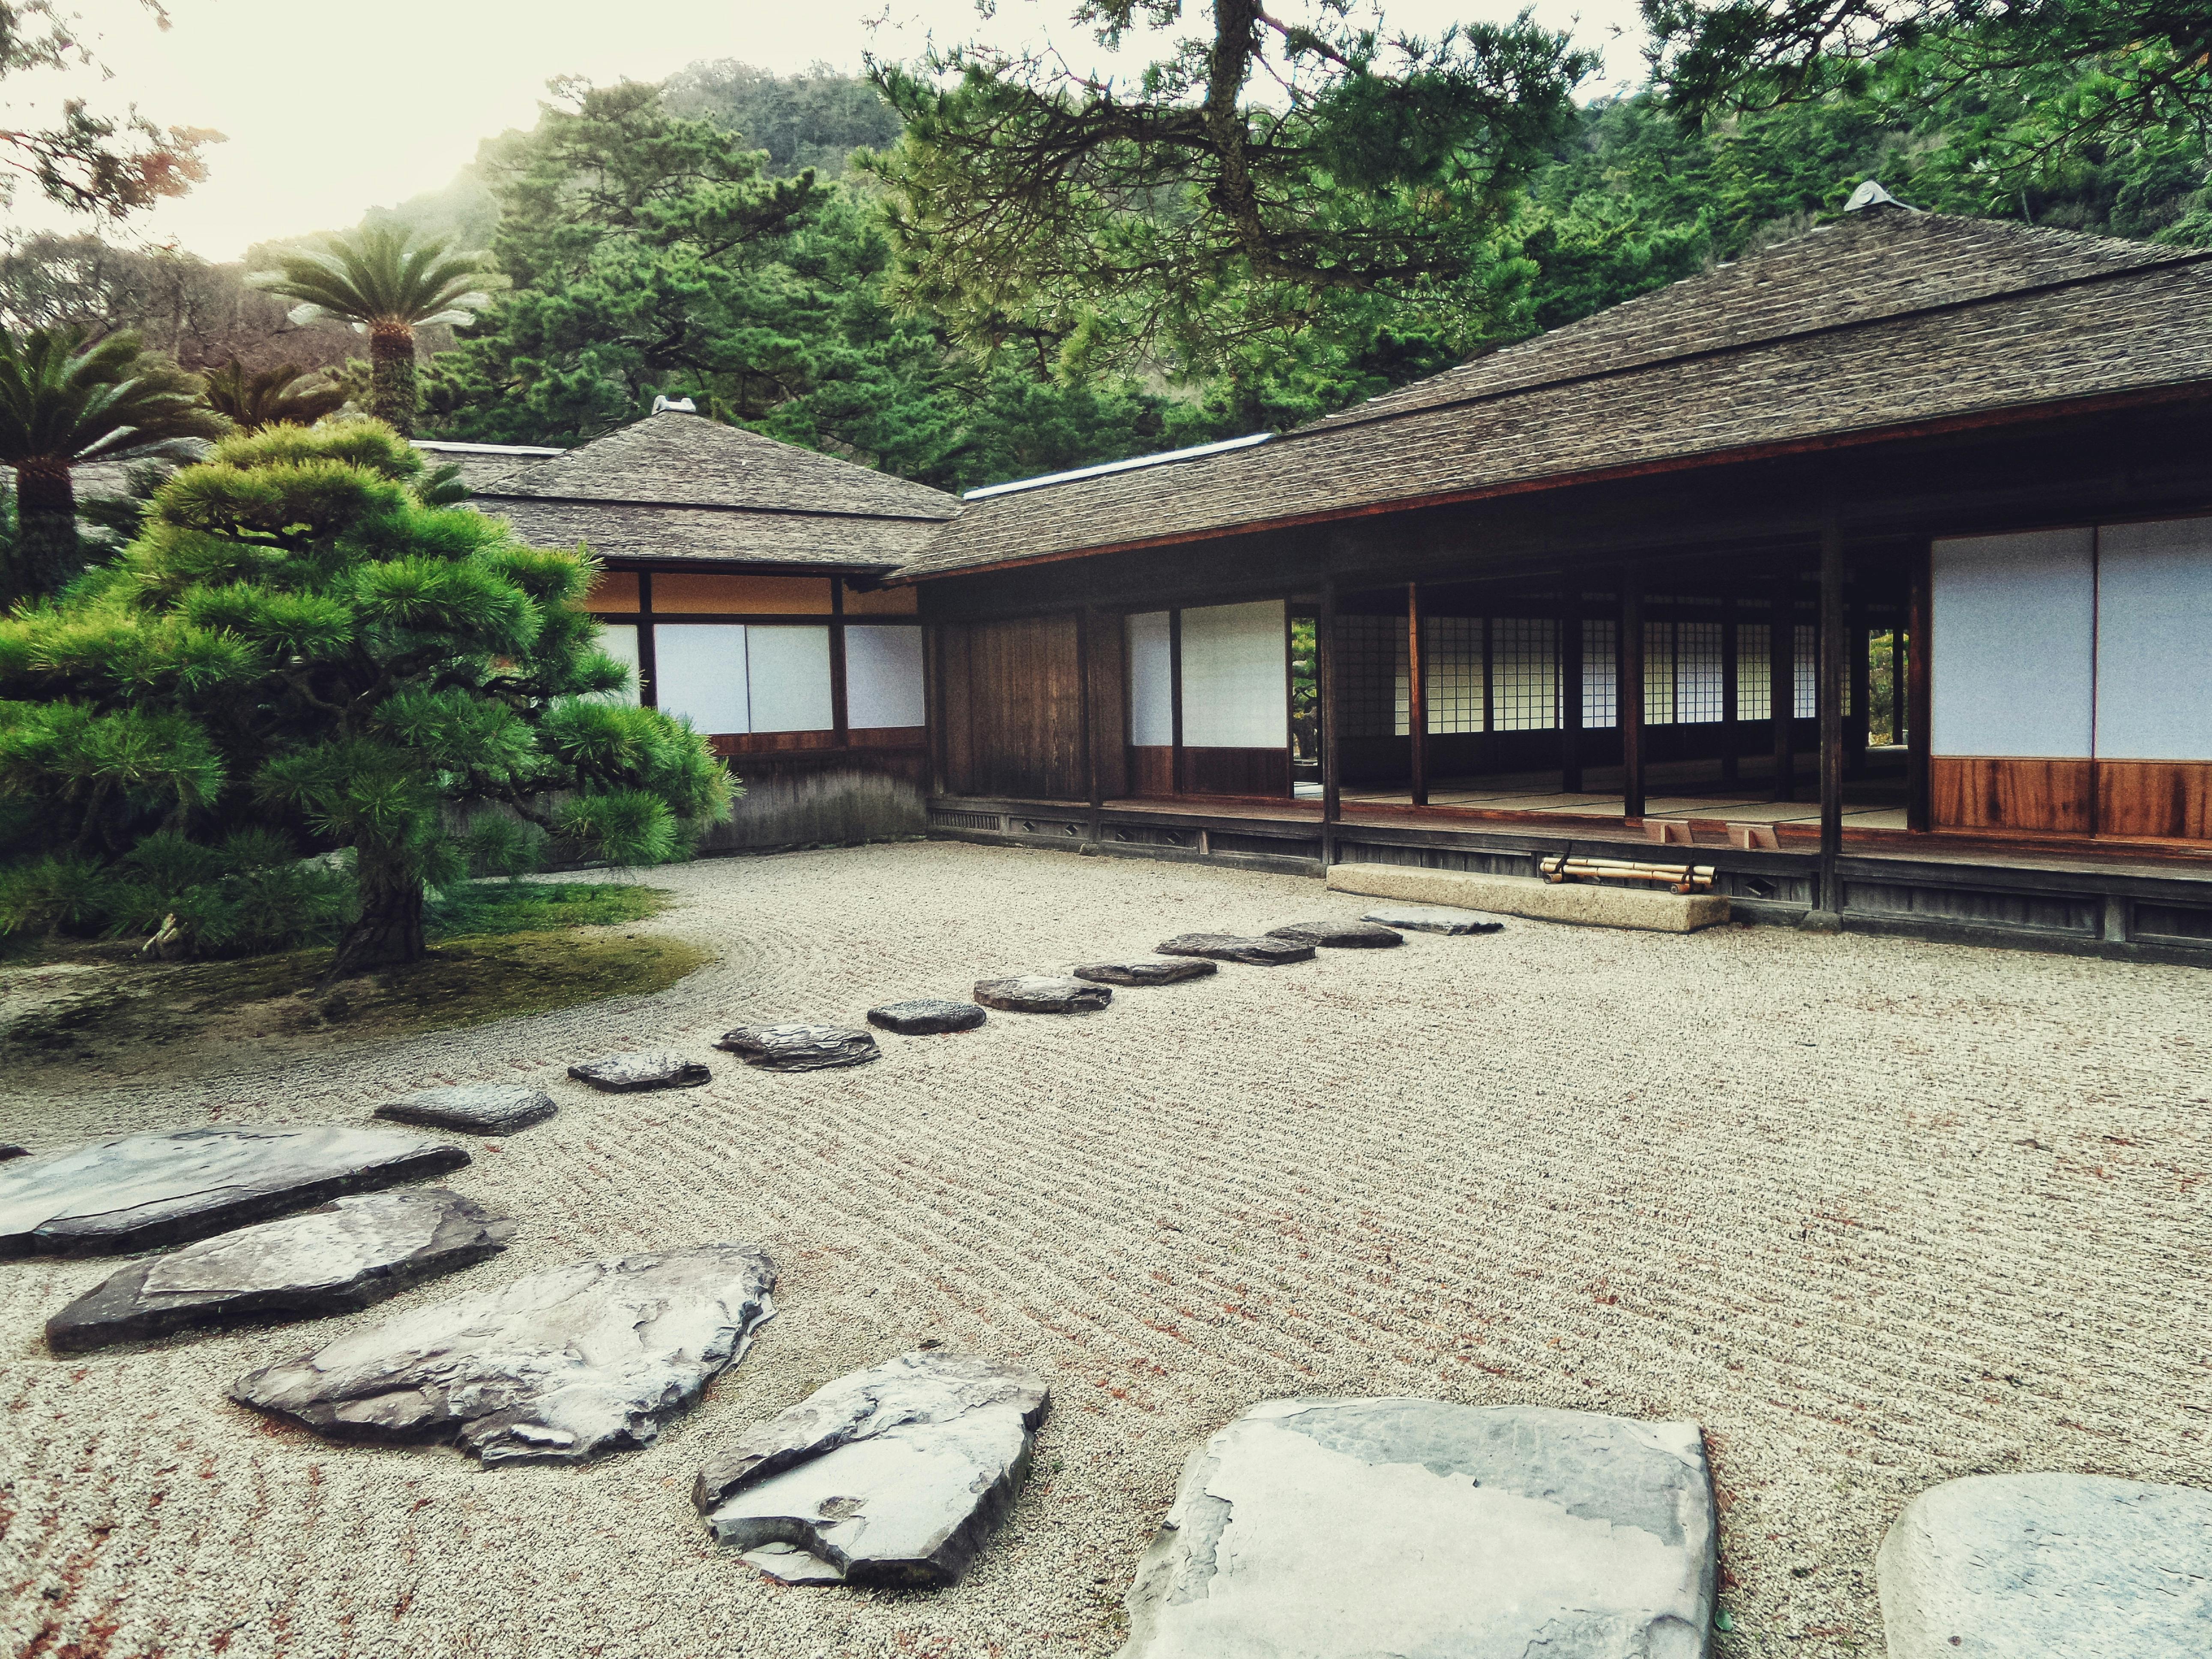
[1326,862,1732,933]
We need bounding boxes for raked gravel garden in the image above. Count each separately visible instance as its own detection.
[3,838,2207,1657]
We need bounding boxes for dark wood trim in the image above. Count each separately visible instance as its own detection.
[1561,588,1583,791]
[1907,541,1933,831]
[1168,608,1185,797]
[1720,593,1739,785]
[1770,568,1796,802]
[1320,578,1341,862]
[827,578,849,748]
[1078,605,1099,816]
[635,571,658,707]
[1407,581,1428,806]
[1620,575,1646,820]
[925,622,946,797]
[1818,515,1846,907]
[596,610,919,626]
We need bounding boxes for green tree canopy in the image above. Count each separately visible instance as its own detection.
[0,422,732,976]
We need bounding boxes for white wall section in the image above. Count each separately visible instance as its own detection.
[1126,611,1174,746]
[1181,599,1288,749]
[1931,529,2095,757]
[654,623,749,735]
[746,626,835,733]
[593,623,642,705]
[844,625,927,730]
[2095,516,2212,761]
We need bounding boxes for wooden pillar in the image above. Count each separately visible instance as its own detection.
[1559,587,1583,793]
[1319,579,1341,863]
[1907,542,1932,832]
[635,570,659,709]
[1847,617,1871,779]
[925,621,946,797]
[828,580,850,749]
[1818,517,1846,912]
[1078,605,1100,819]
[1620,576,1646,821]
[1769,567,1796,802]
[1720,593,1740,786]
[1407,581,1428,807]
[1168,607,1185,797]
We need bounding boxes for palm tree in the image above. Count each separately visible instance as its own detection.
[0,328,224,598]
[253,229,492,437]
[200,359,350,432]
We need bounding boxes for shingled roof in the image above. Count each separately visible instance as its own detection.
[475,409,958,569]
[896,204,2212,581]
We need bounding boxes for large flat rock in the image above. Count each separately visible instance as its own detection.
[1878,1473,2212,1658]
[45,1190,513,1354]
[0,1125,470,1259]
[696,1350,1049,1588]
[868,999,988,1035]
[1155,934,1315,966]
[232,1243,777,1465]
[1119,1399,1714,1659]
[1330,863,1728,934]
[715,1024,880,1071]
[1072,958,1218,986]
[374,1084,557,1135]
[566,1051,711,1091]
[1265,919,1404,949]
[974,975,1111,1013]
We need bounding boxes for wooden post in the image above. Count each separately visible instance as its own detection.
[925,621,946,797]
[1319,579,1341,864]
[1720,593,1739,786]
[1168,607,1185,797]
[635,570,659,709]
[1407,581,1428,807]
[1560,586,1583,793]
[1621,576,1646,821]
[1769,567,1796,802]
[828,578,850,749]
[1818,516,1846,912]
[1907,542,1932,832]
[1078,605,1100,820]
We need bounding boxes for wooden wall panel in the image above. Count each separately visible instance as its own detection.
[1185,748,1291,798]
[1086,614,1129,800]
[1931,757,2094,834]
[2094,761,2212,841]
[846,726,928,751]
[1128,746,1175,798]
[938,615,1085,800]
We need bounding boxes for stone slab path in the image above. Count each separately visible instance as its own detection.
[714,1024,880,1071]
[374,1084,557,1135]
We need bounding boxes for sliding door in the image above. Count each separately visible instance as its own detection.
[2094,518,2212,838]
[1123,601,1290,798]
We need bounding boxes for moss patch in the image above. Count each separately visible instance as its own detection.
[0,888,707,1083]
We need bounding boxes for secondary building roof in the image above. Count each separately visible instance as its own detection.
[895,201,2212,581]
[472,409,958,570]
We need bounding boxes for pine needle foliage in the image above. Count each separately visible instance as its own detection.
[0,422,732,974]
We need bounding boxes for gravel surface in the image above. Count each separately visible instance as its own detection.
[3,841,2206,1659]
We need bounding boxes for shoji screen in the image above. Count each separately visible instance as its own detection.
[1180,600,1287,747]
[844,626,925,731]
[1930,528,2095,832]
[594,623,642,705]
[1125,612,1174,746]
[654,624,750,735]
[2094,516,2212,838]
[746,626,834,733]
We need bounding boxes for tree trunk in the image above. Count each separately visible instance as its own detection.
[14,459,84,598]
[368,323,419,437]
[324,863,427,984]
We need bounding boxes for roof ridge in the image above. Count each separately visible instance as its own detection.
[470,489,957,523]
[1275,231,2212,451]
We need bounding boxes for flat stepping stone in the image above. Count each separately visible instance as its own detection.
[232,1243,776,1465]
[714,1024,879,1071]
[0,1144,26,1160]
[1359,903,1504,935]
[0,1125,470,1259]
[45,1190,512,1354]
[1120,1400,1714,1657]
[374,1083,557,1134]
[973,975,1111,1013]
[1878,1474,2212,1657]
[696,1350,1049,1588]
[867,999,987,1035]
[1266,919,1404,949]
[1156,933,1315,965]
[1072,958,1218,986]
[567,1051,710,1091]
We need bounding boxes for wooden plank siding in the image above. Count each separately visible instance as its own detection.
[2092,761,2212,841]
[1931,758,2095,835]
[1086,611,1130,800]
[938,615,1088,800]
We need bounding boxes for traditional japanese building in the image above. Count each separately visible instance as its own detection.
[890,189,2212,962]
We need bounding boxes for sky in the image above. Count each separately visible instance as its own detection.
[6,0,1652,261]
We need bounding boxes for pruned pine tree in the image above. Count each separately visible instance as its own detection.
[253,230,496,436]
[0,423,732,979]
[201,359,348,432]
[0,326,224,598]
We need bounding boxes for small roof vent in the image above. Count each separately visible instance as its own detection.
[1843,180,1916,213]
[652,395,698,414]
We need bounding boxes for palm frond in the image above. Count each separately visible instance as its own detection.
[0,328,226,471]
[251,228,504,331]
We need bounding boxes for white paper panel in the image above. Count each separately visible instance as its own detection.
[1126,611,1174,746]
[844,625,926,730]
[2095,517,2212,761]
[1181,599,1287,749]
[1931,529,2094,758]
[653,623,749,735]
[593,623,641,706]
[746,626,834,733]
